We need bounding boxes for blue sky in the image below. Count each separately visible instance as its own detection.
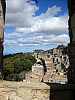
[4,0,69,55]
[35,0,68,16]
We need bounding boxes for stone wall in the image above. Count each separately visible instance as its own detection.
[0,81,50,100]
[0,0,6,72]
[0,81,75,100]
[67,0,75,84]
[49,83,75,100]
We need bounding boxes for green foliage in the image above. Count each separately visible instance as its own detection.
[3,63,14,80]
[22,60,33,71]
[3,53,36,80]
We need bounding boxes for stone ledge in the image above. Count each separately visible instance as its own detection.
[0,81,50,89]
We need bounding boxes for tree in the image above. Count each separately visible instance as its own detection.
[3,53,36,81]
[23,59,33,71]
[3,63,14,79]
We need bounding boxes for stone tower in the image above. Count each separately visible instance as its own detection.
[0,0,6,72]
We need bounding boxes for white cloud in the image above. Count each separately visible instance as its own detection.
[6,0,38,27]
[16,16,68,35]
[37,5,61,18]
[6,0,25,13]
[4,0,69,54]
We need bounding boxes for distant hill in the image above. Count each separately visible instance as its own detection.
[3,53,36,81]
[33,45,67,54]
[33,49,45,53]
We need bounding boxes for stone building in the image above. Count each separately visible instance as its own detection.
[32,46,69,83]
[32,59,44,76]
[51,46,69,73]
[31,58,44,81]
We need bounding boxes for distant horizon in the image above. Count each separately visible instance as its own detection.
[3,44,68,55]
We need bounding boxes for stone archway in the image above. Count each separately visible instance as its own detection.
[0,0,75,84]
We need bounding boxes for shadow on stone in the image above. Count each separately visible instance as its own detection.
[45,83,75,100]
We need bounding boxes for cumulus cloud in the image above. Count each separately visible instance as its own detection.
[16,16,68,34]
[6,0,25,13]
[6,0,38,27]
[37,5,61,18]
[4,0,69,54]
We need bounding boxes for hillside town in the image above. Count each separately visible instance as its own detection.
[24,45,69,84]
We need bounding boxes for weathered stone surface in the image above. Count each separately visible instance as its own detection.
[67,41,75,83]
[1,81,75,100]
[0,81,50,100]
[0,0,5,42]
[67,0,75,84]
[0,0,6,73]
